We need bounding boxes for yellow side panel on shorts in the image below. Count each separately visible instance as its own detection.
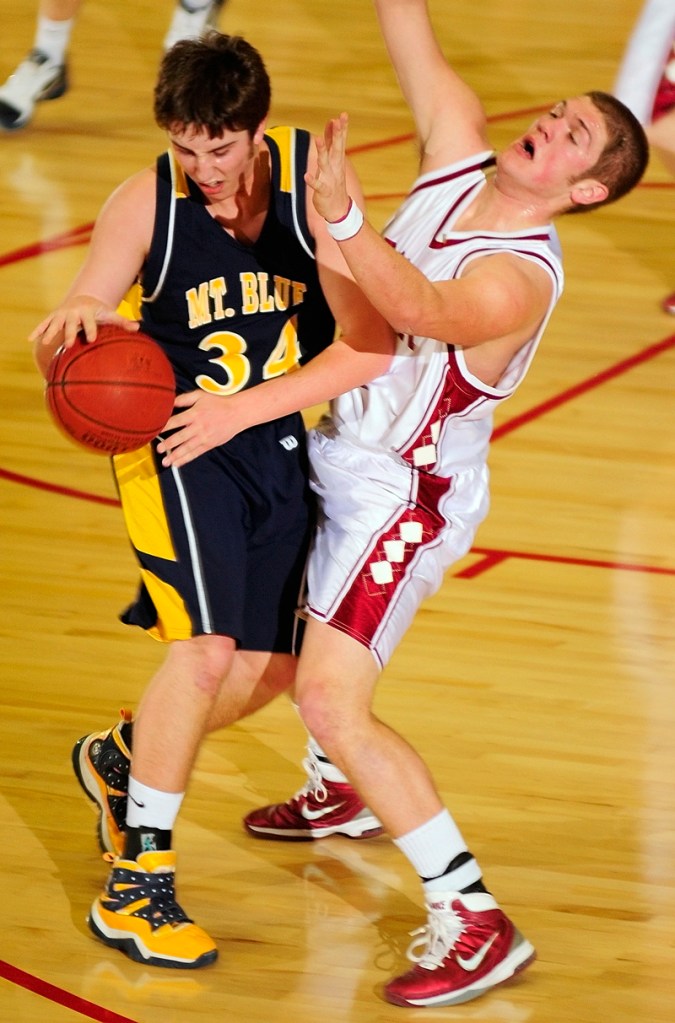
[140,568,193,643]
[113,444,176,562]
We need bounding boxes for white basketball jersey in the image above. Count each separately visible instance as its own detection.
[306,152,565,667]
[330,151,564,477]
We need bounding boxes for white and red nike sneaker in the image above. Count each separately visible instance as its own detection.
[243,750,383,841]
[384,891,535,1007]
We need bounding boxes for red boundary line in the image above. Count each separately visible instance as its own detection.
[0,223,93,269]
[345,104,552,153]
[492,334,675,440]
[0,466,120,506]
[0,959,139,1023]
[456,546,675,579]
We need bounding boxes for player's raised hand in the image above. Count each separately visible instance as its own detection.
[305,112,352,223]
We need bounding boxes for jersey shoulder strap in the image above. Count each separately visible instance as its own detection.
[118,150,189,315]
[143,150,190,305]
[265,126,315,259]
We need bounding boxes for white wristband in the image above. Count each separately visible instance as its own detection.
[325,199,364,241]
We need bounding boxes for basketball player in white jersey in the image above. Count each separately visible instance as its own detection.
[152,0,649,1007]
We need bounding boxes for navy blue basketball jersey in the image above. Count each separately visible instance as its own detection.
[139,127,336,395]
[113,128,334,648]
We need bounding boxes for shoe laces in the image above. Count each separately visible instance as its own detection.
[406,900,493,971]
[295,749,328,804]
[108,863,192,931]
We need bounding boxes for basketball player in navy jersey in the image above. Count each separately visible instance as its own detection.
[149,0,648,1007]
[31,31,394,969]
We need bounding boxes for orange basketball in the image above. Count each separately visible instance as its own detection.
[45,325,176,455]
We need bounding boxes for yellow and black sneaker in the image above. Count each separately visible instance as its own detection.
[72,710,132,857]
[88,850,218,969]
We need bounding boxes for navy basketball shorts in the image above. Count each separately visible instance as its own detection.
[112,411,311,653]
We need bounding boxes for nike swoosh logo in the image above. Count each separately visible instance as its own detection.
[456,933,499,972]
[301,802,345,821]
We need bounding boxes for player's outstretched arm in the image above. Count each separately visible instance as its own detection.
[155,317,394,469]
[29,170,155,366]
[307,113,552,354]
[373,0,489,170]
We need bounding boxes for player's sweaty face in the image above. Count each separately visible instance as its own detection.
[516,97,609,186]
[168,124,258,201]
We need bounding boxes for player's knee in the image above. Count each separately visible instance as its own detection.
[295,682,350,751]
[169,634,236,697]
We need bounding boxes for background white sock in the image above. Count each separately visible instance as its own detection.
[34,17,74,64]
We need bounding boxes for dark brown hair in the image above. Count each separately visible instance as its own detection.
[154,31,271,137]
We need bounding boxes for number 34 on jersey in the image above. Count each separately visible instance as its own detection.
[186,270,308,396]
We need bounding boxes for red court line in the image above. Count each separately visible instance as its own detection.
[0,959,139,1023]
[456,546,675,579]
[492,333,675,440]
[346,104,552,154]
[0,466,119,507]
[0,222,93,269]
[346,131,416,154]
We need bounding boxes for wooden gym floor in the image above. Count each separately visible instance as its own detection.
[0,0,673,1020]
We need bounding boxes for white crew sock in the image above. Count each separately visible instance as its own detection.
[394,809,483,893]
[34,17,74,65]
[126,776,185,831]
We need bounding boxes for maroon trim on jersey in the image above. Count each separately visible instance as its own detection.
[395,348,493,472]
[408,156,496,197]
[451,244,560,283]
[425,181,483,243]
[431,228,552,250]
[393,158,497,251]
[399,157,552,255]
[308,472,452,655]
